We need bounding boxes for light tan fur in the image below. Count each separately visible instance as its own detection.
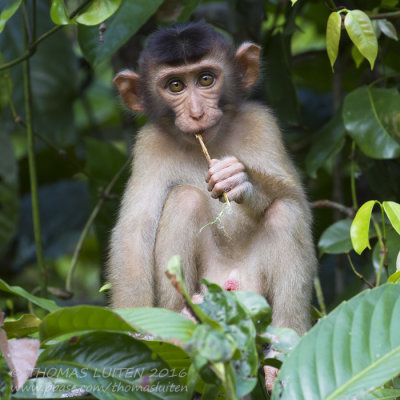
[108,97,317,334]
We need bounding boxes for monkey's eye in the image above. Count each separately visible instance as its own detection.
[198,74,214,87]
[168,80,185,93]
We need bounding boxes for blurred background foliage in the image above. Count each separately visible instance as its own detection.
[0,0,399,313]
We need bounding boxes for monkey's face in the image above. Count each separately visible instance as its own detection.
[154,57,225,143]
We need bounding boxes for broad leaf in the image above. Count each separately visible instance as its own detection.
[3,314,41,339]
[344,10,378,69]
[32,332,184,400]
[343,87,400,159]
[272,284,400,400]
[39,305,136,342]
[383,201,400,235]
[50,0,73,25]
[78,0,163,67]
[318,219,353,256]
[75,0,122,26]
[0,279,59,313]
[326,12,342,70]
[0,0,22,33]
[351,44,364,68]
[306,111,346,178]
[377,19,398,41]
[116,307,197,344]
[351,200,378,255]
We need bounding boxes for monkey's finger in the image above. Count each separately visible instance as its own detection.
[210,173,247,199]
[224,181,252,203]
[207,162,245,191]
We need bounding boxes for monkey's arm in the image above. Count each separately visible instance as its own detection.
[107,127,172,308]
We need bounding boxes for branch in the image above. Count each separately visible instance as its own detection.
[0,0,92,71]
[65,158,131,293]
[310,200,355,218]
[345,253,374,289]
[369,11,400,20]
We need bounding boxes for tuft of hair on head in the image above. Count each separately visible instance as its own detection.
[139,21,234,70]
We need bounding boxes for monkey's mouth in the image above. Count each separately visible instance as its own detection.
[190,120,221,139]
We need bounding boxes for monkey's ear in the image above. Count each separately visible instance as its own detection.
[113,70,145,113]
[235,43,261,89]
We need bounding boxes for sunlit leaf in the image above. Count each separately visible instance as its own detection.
[388,270,400,283]
[0,0,23,33]
[3,314,41,339]
[326,12,342,70]
[75,0,122,26]
[50,0,73,25]
[377,19,398,41]
[291,0,298,5]
[351,44,364,68]
[351,200,379,255]
[272,284,400,399]
[344,10,378,69]
[383,201,400,235]
[343,86,400,159]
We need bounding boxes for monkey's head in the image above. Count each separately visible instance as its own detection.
[114,21,261,143]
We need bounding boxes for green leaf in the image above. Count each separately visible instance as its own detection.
[75,0,122,26]
[3,314,41,339]
[383,201,400,235]
[13,378,78,399]
[306,111,346,178]
[326,12,342,70]
[78,0,163,67]
[388,270,400,283]
[35,332,184,400]
[272,284,400,400]
[351,200,379,255]
[50,0,73,25]
[351,44,364,68]
[318,219,353,256]
[291,0,298,4]
[177,0,200,22]
[344,10,378,69]
[343,86,400,159]
[377,19,398,41]
[380,0,398,6]
[39,305,136,342]
[0,279,59,313]
[0,0,22,33]
[116,307,197,344]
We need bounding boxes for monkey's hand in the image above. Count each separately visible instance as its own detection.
[206,156,252,204]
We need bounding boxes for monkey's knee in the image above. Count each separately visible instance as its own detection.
[165,185,208,218]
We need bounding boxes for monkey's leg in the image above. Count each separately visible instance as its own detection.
[154,185,214,311]
[261,199,317,335]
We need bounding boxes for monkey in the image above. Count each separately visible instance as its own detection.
[108,22,317,340]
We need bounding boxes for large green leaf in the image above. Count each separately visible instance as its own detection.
[78,0,163,67]
[31,332,184,400]
[343,87,400,159]
[50,0,73,25]
[0,0,22,33]
[39,305,136,342]
[344,10,378,69]
[3,314,41,339]
[0,132,19,257]
[75,0,122,25]
[326,12,342,70]
[318,219,353,256]
[0,279,59,313]
[272,284,400,400]
[351,200,378,255]
[116,308,196,344]
[306,111,346,178]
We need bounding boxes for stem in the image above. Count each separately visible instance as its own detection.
[310,200,354,217]
[350,141,358,210]
[66,158,131,292]
[22,3,47,298]
[0,0,92,71]
[369,11,400,20]
[371,214,387,286]
[313,276,327,315]
[345,253,374,289]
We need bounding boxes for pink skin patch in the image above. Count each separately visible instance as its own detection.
[223,279,239,291]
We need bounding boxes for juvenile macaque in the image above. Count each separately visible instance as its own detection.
[109,22,317,338]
